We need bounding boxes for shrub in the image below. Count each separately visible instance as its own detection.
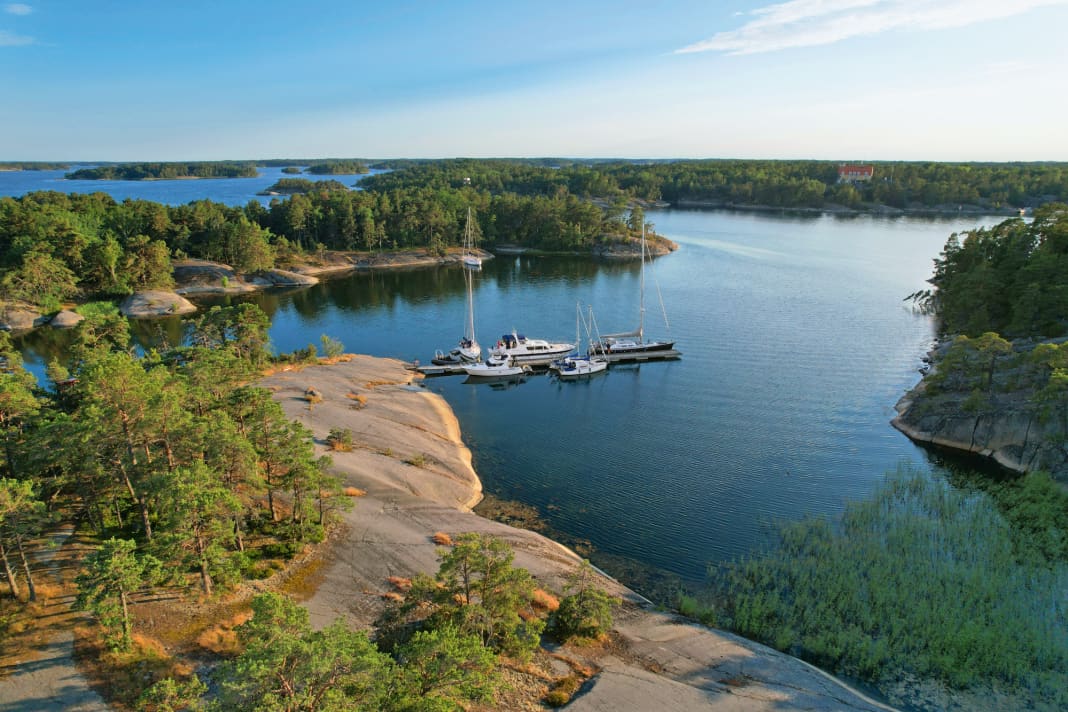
[326,428,353,451]
[549,560,616,642]
[320,334,345,359]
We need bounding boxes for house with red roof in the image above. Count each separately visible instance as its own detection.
[837,164,874,182]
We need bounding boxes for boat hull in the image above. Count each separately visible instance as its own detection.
[551,356,608,379]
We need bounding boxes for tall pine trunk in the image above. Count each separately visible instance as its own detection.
[14,534,35,602]
[0,540,20,598]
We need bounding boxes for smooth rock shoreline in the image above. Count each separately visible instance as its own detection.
[262,355,896,711]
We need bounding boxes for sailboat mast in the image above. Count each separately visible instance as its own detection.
[639,223,646,343]
[465,267,476,343]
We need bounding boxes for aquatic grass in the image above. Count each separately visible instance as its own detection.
[716,466,1068,704]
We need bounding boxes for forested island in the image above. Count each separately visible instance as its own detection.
[65,162,259,180]
[258,177,352,195]
[305,159,369,174]
[0,178,668,319]
[0,162,70,171]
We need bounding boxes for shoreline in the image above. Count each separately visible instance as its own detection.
[671,199,1025,218]
[258,355,895,711]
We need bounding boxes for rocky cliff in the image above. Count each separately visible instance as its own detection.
[892,337,1068,483]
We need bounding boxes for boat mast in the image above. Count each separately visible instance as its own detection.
[464,266,476,344]
[639,223,646,343]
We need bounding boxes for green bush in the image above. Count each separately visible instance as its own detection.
[327,428,354,452]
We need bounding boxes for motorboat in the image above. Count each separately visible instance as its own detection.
[490,330,574,367]
[462,354,530,378]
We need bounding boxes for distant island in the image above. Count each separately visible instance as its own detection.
[258,177,351,195]
[0,161,70,171]
[305,159,369,175]
[65,161,259,180]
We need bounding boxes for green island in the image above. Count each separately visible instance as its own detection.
[0,162,71,171]
[258,177,353,195]
[65,162,259,181]
[304,159,369,175]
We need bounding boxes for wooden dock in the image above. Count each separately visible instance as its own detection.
[601,349,682,363]
[414,363,468,376]
[410,350,681,376]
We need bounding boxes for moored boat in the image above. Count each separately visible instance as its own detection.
[462,354,529,378]
[589,223,676,357]
[490,330,574,366]
[551,303,608,379]
[432,249,481,365]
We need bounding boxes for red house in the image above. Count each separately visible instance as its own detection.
[838,164,874,182]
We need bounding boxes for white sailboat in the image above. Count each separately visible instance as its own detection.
[589,223,675,357]
[461,207,482,269]
[432,264,481,365]
[551,304,608,379]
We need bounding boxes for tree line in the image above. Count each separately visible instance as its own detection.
[360,158,1068,210]
[912,203,1068,338]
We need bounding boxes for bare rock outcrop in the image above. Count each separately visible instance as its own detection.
[246,268,319,288]
[119,290,197,318]
[49,309,85,328]
[891,338,1068,482]
[0,303,48,331]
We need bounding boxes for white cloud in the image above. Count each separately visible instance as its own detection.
[0,29,32,46]
[4,3,32,15]
[677,0,1068,55]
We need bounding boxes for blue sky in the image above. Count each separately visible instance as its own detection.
[2,0,1067,161]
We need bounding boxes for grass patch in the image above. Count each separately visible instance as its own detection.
[387,576,412,592]
[405,453,428,468]
[431,531,453,546]
[714,466,1068,705]
[532,588,560,613]
[196,610,252,656]
[76,629,192,709]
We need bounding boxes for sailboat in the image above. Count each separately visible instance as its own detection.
[461,207,482,269]
[551,304,608,379]
[589,223,675,357]
[431,265,481,365]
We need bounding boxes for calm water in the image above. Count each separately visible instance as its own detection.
[4,170,1001,582]
[0,165,379,206]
